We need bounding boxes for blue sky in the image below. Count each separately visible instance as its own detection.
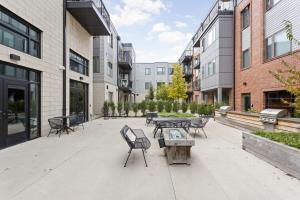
[103,0,215,63]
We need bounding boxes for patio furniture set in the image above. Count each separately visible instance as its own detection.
[120,112,210,167]
[47,113,85,137]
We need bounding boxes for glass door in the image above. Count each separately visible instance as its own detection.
[0,79,5,148]
[3,79,28,147]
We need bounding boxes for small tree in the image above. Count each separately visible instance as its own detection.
[190,102,198,114]
[270,21,300,116]
[124,102,130,117]
[169,64,188,100]
[139,100,147,116]
[147,84,155,101]
[109,102,116,117]
[156,84,170,101]
[103,101,110,118]
[148,101,156,112]
[132,103,139,117]
[157,101,165,112]
[173,102,179,112]
[165,101,172,113]
[117,102,123,116]
[181,102,188,113]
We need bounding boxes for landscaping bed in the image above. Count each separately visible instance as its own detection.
[158,112,195,118]
[242,131,300,180]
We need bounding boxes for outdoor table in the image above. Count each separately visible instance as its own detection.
[163,129,195,165]
[53,116,74,134]
[152,117,191,138]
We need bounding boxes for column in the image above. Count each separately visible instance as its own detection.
[217,88,223,104]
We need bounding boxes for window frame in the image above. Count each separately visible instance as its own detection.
[242,49,250,69]
[241,6,250,30]
[69,50,89,76]
[145,82,151,90]
[107,61,113,77]
[145,68,151,75]
[0,6,41,58]
[157,67,165,75]
[266,0,282,11]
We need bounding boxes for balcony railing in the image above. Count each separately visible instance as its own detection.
[193,80,201,91]
[193,55,201,69]
[67,0,110,35]
[118,79,133,91]
[192,0,234,46]
[118,51,133,70]
[179,50,193,64]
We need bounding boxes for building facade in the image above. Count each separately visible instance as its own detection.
[235,0,300,115]
[134,62,174,102]
[192,0,235,106]
[0,0,110,148]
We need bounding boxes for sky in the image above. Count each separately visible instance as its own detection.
[103,0,215,63]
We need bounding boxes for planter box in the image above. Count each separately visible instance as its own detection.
[242,132,300,180]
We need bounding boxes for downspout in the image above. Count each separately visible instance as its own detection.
[63,0,67,117]
[117,37,120,103]
[233,0,237,110]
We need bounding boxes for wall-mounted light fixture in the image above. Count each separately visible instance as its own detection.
[10,54,20,61]
[79,77,84,81]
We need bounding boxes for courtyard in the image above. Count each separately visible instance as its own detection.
[0,118,300,200]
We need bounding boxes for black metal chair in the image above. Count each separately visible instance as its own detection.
[48,118,64,137]
[145,112,158,126]
[120,125,151,167]
[69,113,85,130]
[190,117,209,138]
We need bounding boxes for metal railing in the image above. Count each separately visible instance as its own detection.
[193,80,201,91]
[193,54,201,68]
[192,0,234,44]
[179,50,193,64]
[119,51,133,67]
[119,79,133,89]
[67,0,110,28]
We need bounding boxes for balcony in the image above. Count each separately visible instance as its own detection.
[118,79,133,92]
[179,50,193,64]
[66,0,110,35]
[183,68,193,83]
[193,0,234,46]
[118,51,133,71]
[193,55,201,69]
[193,80,201,91]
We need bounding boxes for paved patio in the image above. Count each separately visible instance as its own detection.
[1,118,300,200]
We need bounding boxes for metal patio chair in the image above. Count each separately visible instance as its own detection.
[48,118,64,137]
[190,117,209,138]
[120,125,151,167]
[145,112,158,126]
[69,113,85,130]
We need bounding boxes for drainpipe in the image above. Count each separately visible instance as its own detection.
[232,0,237,110]
[63,0,67,117]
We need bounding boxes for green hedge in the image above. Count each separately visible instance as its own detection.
[254,130,300,149]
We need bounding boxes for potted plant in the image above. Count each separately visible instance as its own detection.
[117,102,123,117]
[148,101,156,112]
[110,102,116,118]
[124,102,130,117]
[181,102,188,113]
[139,100,147,116]
[157,101,164,112]
[190,102,197,114]
[165,101,172,113]
[173,102,179,112]
[103,101,110,119]
[132,103,139,117]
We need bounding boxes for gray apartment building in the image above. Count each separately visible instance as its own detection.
[134,62,174,102]
[192,0,235,106]
[0,0,110,149]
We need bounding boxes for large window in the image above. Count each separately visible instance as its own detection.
[265,90,295,116]
[242,49,250,69]
[266,0,282,11]
[266,30,291,60]
[242,93,251,112]
[241,6,250,29]
[157,67,165,75]
[207,26,216,47]
[208,59,216,76]
[70,80,88,121]
[70,50,89,76]
[107,62,113,77]
[145,82,151,90]
[145,68,151,75]
[0,7,41,58]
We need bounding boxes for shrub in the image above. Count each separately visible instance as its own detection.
[157,101,165,112]
[173,102,179,112]
[132,103,139,117]
[165,101,172,113]
[117,102,123,116]
[148,101,156,112]
[190,102,198,114]
[138,101,147,116]
[109,102,116,116]
[103,101,110,117]
[124,102,130,117]
[197,104,206,116]
[181,102,188,113]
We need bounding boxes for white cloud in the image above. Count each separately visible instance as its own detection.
[185,14,194,19]
[111,0,166,28]
[152,22,170,33]
[175,21,187,28]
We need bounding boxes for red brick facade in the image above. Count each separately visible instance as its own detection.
[234,0,300,112]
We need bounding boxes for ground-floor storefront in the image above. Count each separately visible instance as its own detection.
[0,62,40,149]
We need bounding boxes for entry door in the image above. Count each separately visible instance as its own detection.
[0,79,28,148]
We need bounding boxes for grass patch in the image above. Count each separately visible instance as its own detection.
[254,130,300,149]
[159,112,195,118]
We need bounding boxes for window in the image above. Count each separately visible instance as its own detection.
[108,92,113,102]
[70,50,89,76]
[207,26,216,47]
[208,59,216,76]
[242,49,250,69]
[93,56,100,73]
[157,82,165,88]
[242,94,251,112]
[265,30,291,60]
[0,8,41,57]
[108,34,113,48]
[168,68,174,75]
[201,38,206,52]
[145,68,151,75]
[241,6,250,29]
[266,0,281,10]
[157,67,165,75]
[107,62,113,77]
[145,82,151,90]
